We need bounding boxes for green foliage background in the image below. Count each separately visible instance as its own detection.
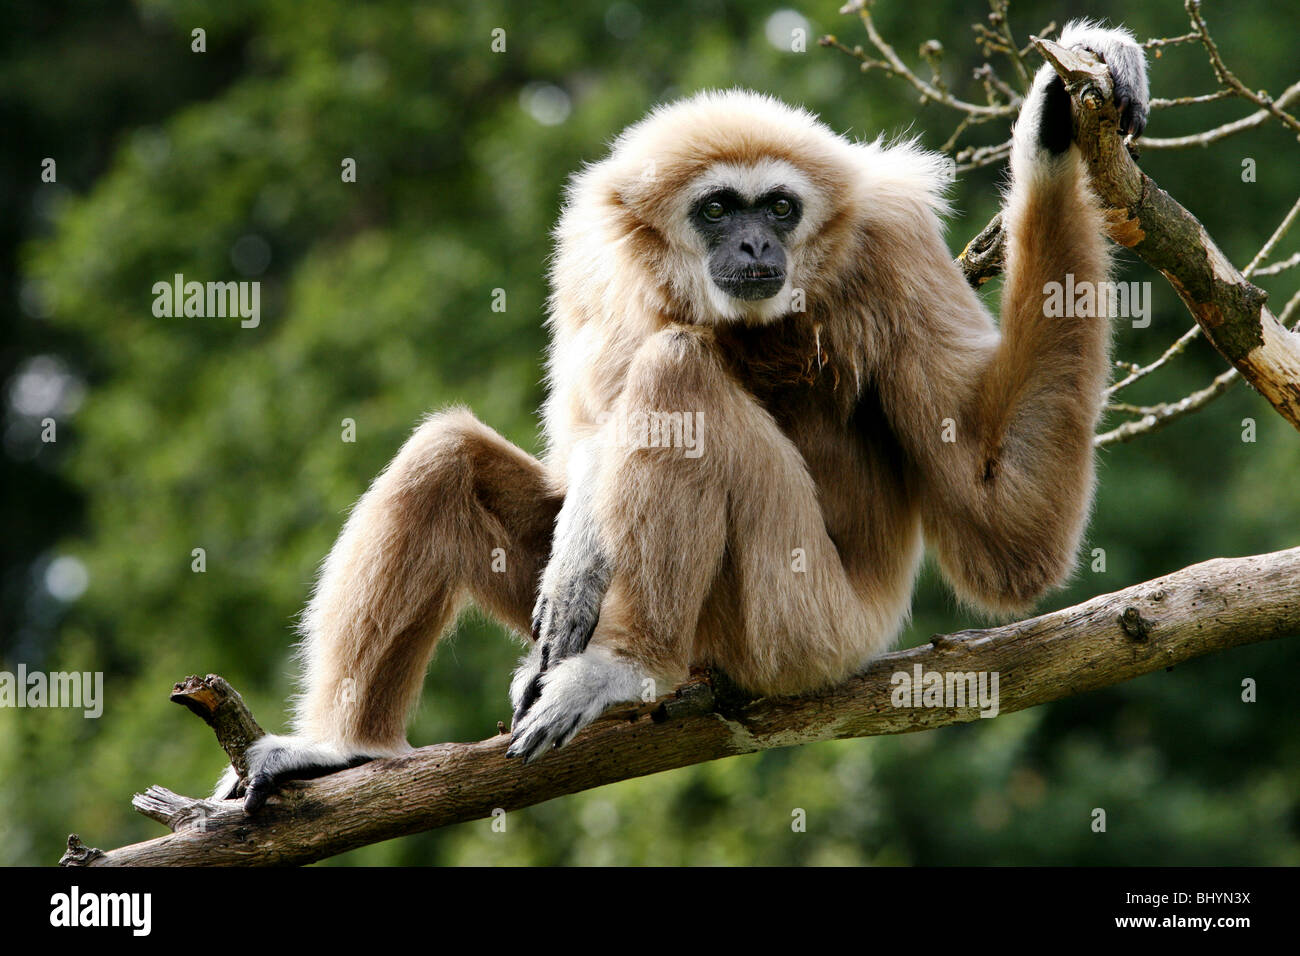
[2,0,1297,865]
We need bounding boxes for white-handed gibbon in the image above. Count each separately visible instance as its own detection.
[220,21,1150,810]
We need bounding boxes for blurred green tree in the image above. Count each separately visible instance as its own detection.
[3,0,1298,865]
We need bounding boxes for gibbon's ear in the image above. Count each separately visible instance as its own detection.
[828,137,959,317]
[851,136,955,221]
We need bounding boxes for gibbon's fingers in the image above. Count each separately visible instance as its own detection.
[505,645,645,763]
[509,596,602,728]
[1024,23,1149,156]
[1060,21,1150,137]
[517,560,608,719]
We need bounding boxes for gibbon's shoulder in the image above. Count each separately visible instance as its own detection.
[559,88,952,223]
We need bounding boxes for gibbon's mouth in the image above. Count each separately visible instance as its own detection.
[715,268,786,301]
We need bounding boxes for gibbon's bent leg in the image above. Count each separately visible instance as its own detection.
[507,327,894,762]
[878,23,1147,614]
[220,408,562,810]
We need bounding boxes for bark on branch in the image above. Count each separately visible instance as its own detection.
[61,545,1300,867]
[957,38,1300,433]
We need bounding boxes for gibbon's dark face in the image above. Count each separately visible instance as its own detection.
[691,188,803,301]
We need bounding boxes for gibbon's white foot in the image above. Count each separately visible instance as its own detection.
[213,733,398,813]
[506,645,646,763]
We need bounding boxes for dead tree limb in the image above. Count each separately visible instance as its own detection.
[957,37,1300,434]
[61,545,1300,867]
[168,674,266,781]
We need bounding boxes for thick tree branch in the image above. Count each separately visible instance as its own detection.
[62,546,1300,867]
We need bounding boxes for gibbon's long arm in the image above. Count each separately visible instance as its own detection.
[510,436,611,724]
[875,24,1147,614]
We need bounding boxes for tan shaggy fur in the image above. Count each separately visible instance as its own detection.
[285,76,1118,759]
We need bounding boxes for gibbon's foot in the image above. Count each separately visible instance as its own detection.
[513,537,611,725]
[1030,21,1149,155]
[213,734,379,814]
[506,645,645,764]
[509,640,548,727]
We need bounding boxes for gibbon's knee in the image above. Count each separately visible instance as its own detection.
[357,406,556,585]
[296,407,555,748]
[303,407,492,635]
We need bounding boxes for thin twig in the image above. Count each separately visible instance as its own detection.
[1185,0,1300,135]
[1099,290,1300,446]
[1151,89,1234,109]
[1106,324,1205,398]
[1097,366,1241,446]
[1141,80,1300,149]
[955,139,1011,172]
[1254,251,1300,278]
[1244,195,1300,278]
[821,1,1016,117]
[1143,31,1198,50]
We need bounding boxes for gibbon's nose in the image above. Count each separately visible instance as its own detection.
[739,236,771,259]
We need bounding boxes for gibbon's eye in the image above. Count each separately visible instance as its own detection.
[770,198,792,218]
[702,201,726,222]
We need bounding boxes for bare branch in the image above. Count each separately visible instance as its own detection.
[821,1,1016,117]
[1098,367,1240,446]
[955,138,1011,172]
[976,0,1032,92]
[1244,195,1300,277]
[1184,0,1300,136]
[1098,289,1300,446]
[1105,323,1205,398]
[1143,31,1199,50]
[1141,80,1300,148]
[1254,251,1300,278]
[1151,88,1234,109]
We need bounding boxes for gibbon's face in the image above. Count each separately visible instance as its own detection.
[668,157,826,323]
[689,183,803,302]
[580,91,891,326]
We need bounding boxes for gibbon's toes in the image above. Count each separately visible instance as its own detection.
[509,643,546,727]
[228,735,375,814]
[505,648,643,764]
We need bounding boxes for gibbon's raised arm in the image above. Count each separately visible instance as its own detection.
[872,23,1147,614]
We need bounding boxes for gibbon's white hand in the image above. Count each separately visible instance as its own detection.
[511,441,611,727]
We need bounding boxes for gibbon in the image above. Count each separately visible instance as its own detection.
[220,21,1149,810]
